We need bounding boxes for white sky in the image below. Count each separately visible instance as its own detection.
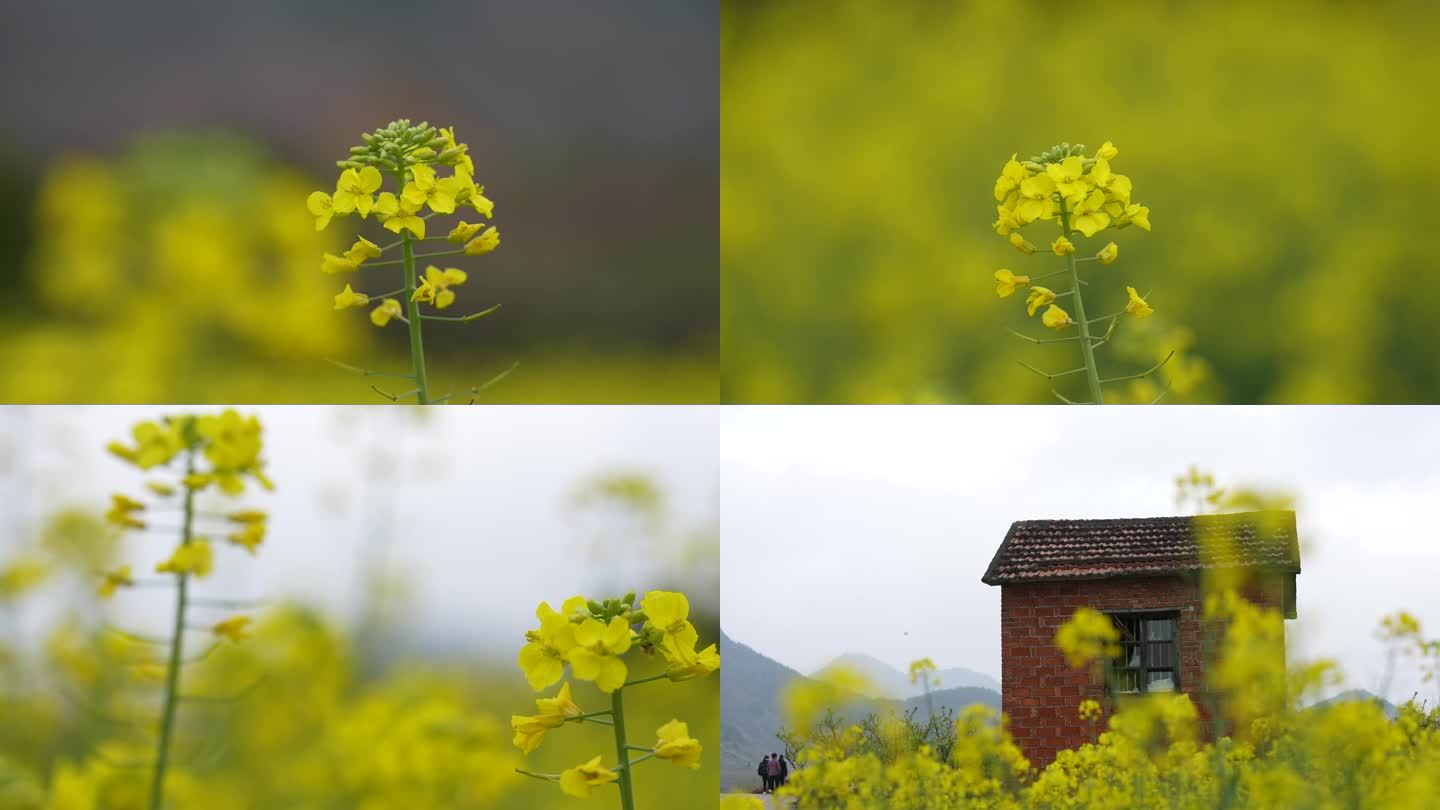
[720,406,1440,705]
[0,406,718,661]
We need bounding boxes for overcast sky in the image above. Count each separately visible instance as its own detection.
[0,406,717,660]
[721,406,1440,704]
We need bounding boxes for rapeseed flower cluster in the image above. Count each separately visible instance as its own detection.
[990,142,1170,404]
[95,410,274,809]
[774,599,1440,809]
[309,120,504,404]
[513,590,718,808]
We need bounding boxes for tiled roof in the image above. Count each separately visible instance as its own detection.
[981,511,1300,585]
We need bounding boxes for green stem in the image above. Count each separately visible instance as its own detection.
[147,447,196,810]
[400,230,431,404]
[1058,208,1103,404]
[610,688,637,810]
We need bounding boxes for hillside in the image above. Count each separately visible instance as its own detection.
[721,631,1000,791]
[815,651,1000,699]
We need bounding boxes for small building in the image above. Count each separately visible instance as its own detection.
[980,510,1300,768]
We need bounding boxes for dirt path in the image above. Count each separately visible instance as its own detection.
[722,794,797,809]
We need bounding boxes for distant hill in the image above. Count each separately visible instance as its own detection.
[721,631,1000,791]
[815,651,1000,699]
[1309,689,1398,719]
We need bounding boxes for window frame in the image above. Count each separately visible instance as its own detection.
[1105,608,1181,696]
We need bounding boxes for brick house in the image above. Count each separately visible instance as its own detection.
[980,511,1300,768]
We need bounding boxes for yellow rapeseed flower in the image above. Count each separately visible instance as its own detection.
[511,681,584,753]
[994,269,1030,298]
[559,756,618,798]
[1097,242,1119,265]
[1097,140,1119,160]
[306,190,336,230]
[464,227,500,255]
[321,252,359,274]
[1041,304,1075,330]
[411,266,467,310]
[333,284,369,311]
[665,642,720,682]
[653,720,703,768]
[212,615,251,643]
[155,540,213,578]
[1052,235,1075,255]
[518,598,585,691]
[448,221,485,243]
[370,298,402,328]
[97,565,134,598]
[1009,232,1036,254]
[332,167,383,218]
[1026,286,1056,317]
[227,522,266,555]
[1125,286,1154,318]
[375,192,426,238]
[104,494,146,529]
[641,590,700,653]
[569,617,633,693]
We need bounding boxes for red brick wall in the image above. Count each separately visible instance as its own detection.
[998,575,1287,769]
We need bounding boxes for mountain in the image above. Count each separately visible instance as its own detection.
[904,685,1002,719]
[815,652,1001,700]
[721,631,1000,791]
[1309,689,1399,720]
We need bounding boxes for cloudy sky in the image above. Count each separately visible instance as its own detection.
[0,406,718,659]
[721,406,1440,704]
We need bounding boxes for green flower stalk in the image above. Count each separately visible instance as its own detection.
[309,119,506,404]
[991,141,1172,404]
[100,411,275,810]
[513,591,720,809]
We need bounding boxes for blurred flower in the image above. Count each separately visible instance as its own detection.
[155,540,213,578]
[97,565,134,598]
[212,616,252,643]
[1098,242,1119,265]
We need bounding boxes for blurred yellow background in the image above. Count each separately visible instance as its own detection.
[721,1,1440,403]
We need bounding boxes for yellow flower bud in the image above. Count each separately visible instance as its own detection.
[1097,242,1118,265]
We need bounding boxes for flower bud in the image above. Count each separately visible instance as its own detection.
[361,133,375,144]
[587,599,604,616]
[623,591,637,606]
[437,147,465,164]
[349,146,369,155]
[412,147,436,160]
[629,610,649,625]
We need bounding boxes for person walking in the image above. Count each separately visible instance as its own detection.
[777,752,789,787]
[758,754,772,793]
